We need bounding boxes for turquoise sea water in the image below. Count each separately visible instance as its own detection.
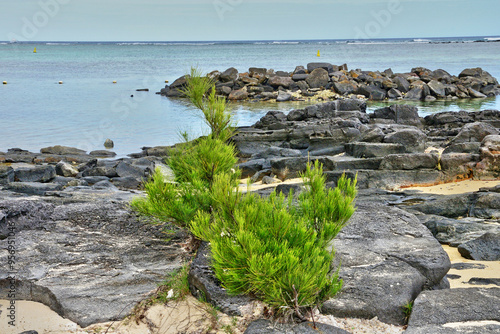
[1,37,500,157]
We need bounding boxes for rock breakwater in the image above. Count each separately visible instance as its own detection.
[160,64,500,102]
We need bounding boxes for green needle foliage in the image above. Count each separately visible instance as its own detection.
[181,67,235,142]
[132,67,357,321]
[131,68,238,227]
[190,161,357,319]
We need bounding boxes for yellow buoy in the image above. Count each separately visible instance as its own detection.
[58,81,63,84]
[317,50,320,57]
[113,80,117,84]
[33,47,37,53]
[165,80,169,83]
[2,81,7,85]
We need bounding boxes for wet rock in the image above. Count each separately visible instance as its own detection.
[104,138,114,149]
[458,232,500,261]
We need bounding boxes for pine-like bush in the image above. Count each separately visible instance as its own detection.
[130,68,238,227]
[190,161,357,319]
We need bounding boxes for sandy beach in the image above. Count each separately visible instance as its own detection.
[405,179,500,195]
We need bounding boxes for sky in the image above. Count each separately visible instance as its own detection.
[1,0,499,42]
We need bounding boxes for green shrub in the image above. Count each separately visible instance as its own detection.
[181,67,235,142]
[132,67,357,321]
[190,161,357,319]
[131,68,238,227]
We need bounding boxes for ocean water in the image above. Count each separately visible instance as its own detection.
[1,37,500,157]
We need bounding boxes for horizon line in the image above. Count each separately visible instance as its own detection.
[2,34,500,44]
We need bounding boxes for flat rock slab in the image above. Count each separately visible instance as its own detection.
[407,288,500,332]
[322,202,450,325]
[244,319,350,334]
[0,198,189,327]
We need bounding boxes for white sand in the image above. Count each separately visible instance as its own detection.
[442,245,500,289]
[405,179,500,195]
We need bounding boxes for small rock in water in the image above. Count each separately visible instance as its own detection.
[104,138,114,149]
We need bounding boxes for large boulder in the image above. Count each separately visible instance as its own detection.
[432,69,452,84]
[427,80,446,98]
[306,68,330,89]
[384,128,427,153]
[451,122,499,144]
[404,87,424,100]
[40,145,86,155]
[345,142,406,158]
[0,199,189,327]
[380,153,439,170]
[333,80,358,95]
[219,67,239,82]
[372,105,421,127]
[228,87,249,100]
[407,288,500,333]
[55,161,79,177]
[357,84,387,100]
[267,76,293,88]
[458,232,500,261]
[322,203,450,325]
[14,165,56,183]
[393,76,410,93]
[420,214,500,246]
[0,166,14,185]
[307,62,335,73]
